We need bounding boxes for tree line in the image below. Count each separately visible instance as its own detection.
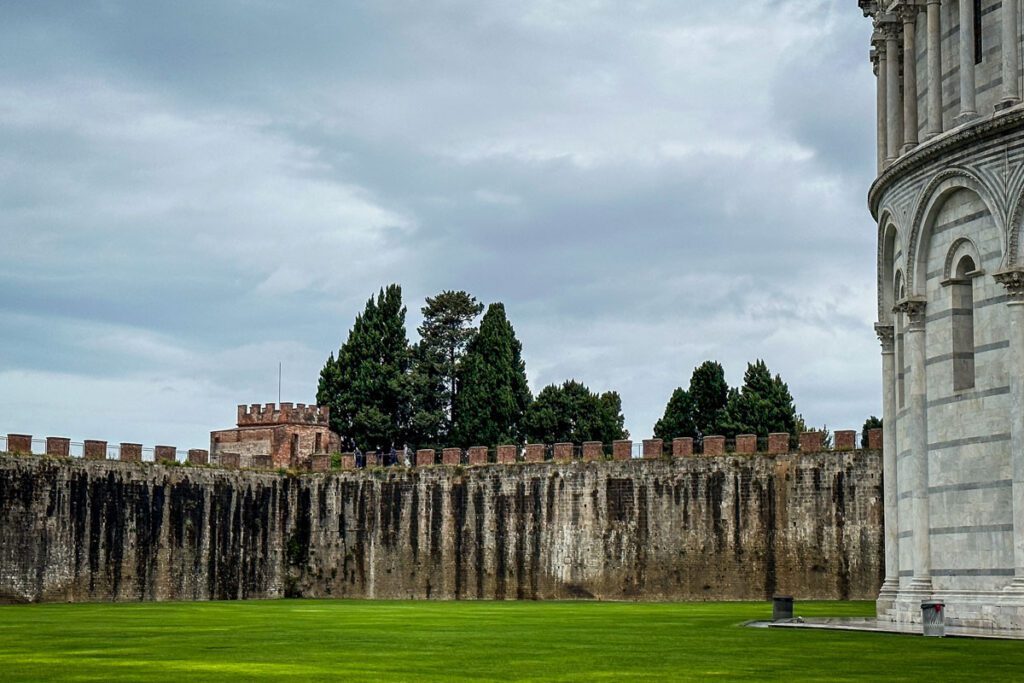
[316,285,627,451]
[653,360,801,443]
[316,286,873,452]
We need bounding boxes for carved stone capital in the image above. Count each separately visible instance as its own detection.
[875,323,896,352]
[878,15,903,41]
[995,269,1024,302]
[871,30,887,57]
[895,3,923,24]
[894,297,927,329]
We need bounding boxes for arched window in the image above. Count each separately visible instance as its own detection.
[952,255,976,391]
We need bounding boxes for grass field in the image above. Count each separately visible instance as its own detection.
[0,600,1022,681]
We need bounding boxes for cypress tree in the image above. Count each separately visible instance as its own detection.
[725,359,798,438]
[653,387,695,441]
[452,303,532,447]
[688,361,730,437]
[316,285,412,450]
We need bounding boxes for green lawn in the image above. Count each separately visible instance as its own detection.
[0,600,1021,681]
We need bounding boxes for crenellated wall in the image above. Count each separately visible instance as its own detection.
[0,451,883,604]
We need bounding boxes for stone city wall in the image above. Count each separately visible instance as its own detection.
[0,450,882,604]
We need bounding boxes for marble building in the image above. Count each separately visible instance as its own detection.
[857,1,1024,629]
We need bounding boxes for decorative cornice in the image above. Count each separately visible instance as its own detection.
[874,323,895,352]
[994,269,1024,302]
[868,105,1024,219]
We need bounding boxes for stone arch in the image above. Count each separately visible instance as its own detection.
[906,168,1002,297]
[877,209,902,323]
[943,237,983,281]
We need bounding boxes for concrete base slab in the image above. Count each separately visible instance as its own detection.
[760,617,1024,640]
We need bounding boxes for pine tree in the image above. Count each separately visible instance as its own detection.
[452,303,532,447]
[316,285,412,450]
[524,380,628,445]
[411,290,483,443]
[407,340,446,447]
[653,387,695,441]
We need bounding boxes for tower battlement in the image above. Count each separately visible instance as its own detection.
[235,403,330,427]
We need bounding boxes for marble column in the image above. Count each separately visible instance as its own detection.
[901,299,932,595]
[901,6,920,152]
[1001,0,1021,108]
[874,41,888,173]
[996,270,1024,598]
[926,0,944,137]
[886,22,904,161]
[958,0,978,123]
[876,323,900,610]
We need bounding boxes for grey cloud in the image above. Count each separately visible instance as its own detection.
[0,1,882,446]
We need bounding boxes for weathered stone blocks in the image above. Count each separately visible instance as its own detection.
[642,439,663,460]
[866,428,882,450]
[735,434,757,454]
[524,444,545,463]
[0,452,883,603]
[188,449,209,465]
[45,437,70,457]
[612,440,631,461]
[120,443,142,463]
[703,436,725,456]
[554,443,573,462]
[416,449,435,467]
[672,437,693,457]
[6,434,31,454]
[442,448,461,466]
[768,433,789,455]
[83,440,107,461]
[497,445,517,464]
[340,453,355,469]
[834,430,856,452]
[309,454,330,472]
[250,454,273,469]
[219,452,241,469]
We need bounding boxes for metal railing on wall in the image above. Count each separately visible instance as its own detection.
[0,437,193,463]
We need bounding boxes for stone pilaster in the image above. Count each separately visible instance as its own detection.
[875,323,900,615]
[872,38,888,173]
[996,269,1024,601]
[957,0,978,124]
[883,19,904,161]
[899,4,921,152]
[1000,0,1021,109]
[925,0,943,137]
[897,298,932,601]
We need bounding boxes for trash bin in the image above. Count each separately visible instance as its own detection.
[921,600,945,637]
[772,595,794,621]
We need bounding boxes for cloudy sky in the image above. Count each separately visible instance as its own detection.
[1,0,880,449]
